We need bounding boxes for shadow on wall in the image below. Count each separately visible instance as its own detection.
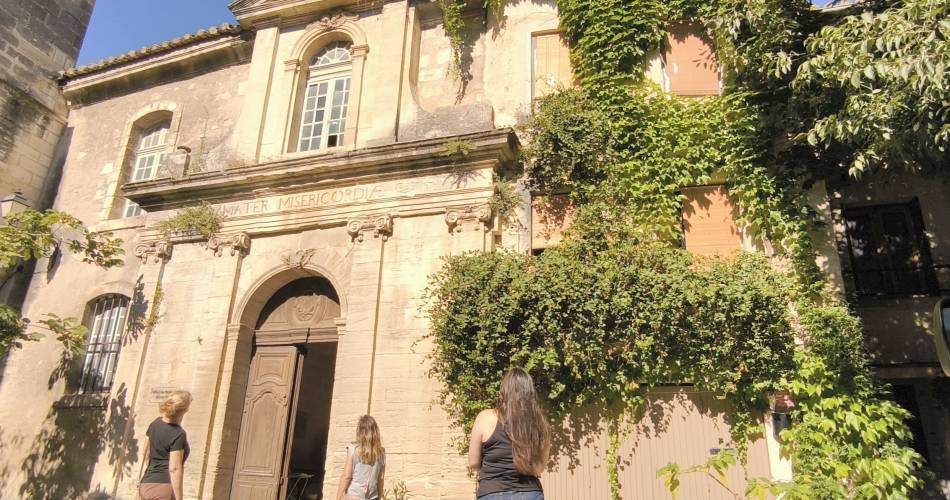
[545,390,766,499]
[548,391,742,472]
[12,384,138,500]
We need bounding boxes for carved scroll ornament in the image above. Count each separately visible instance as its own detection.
[347,214,394,242]
[445,204,493,233]
[134,240,172,263]
[207,232,251,257]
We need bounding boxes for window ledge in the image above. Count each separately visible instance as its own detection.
[93,215,147,233]
[53,393,108,410]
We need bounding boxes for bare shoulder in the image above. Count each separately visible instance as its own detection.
[473,409,498,437]
[476,409,497,424]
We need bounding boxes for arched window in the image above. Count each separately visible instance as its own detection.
[123,121,170,217]
[79,294,130,393]
[297,41,353,152]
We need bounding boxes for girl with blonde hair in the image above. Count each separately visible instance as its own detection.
[336,415,386,500]
[138,390,192,500]
[468,368,551,500]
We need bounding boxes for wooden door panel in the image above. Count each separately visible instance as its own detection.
[230,346,301,500]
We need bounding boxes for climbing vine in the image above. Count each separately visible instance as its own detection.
[156,201,222,239]
[427,0,941,497]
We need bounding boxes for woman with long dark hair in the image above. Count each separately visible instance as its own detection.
[468,368,551,500]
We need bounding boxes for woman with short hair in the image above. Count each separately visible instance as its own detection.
[468,368,551,500]
[138,390,192,500]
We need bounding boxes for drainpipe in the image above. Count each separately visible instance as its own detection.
[366,237,387,415]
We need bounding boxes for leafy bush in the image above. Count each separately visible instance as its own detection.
[156,201,222,239]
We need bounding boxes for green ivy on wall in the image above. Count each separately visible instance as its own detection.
[428,0,939,497]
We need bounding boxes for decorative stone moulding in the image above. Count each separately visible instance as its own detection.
[134,239,172,263]
[347,214,394,242]
[207,232,251,257]
[281,248,317,269]
[306,9,359,34]
[445,204,493,233]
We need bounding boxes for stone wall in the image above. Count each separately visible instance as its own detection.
[0,0,95,208]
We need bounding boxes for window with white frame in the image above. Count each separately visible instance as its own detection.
[78,294,130,394]
[298,41,352,152]
[123,122,170,217]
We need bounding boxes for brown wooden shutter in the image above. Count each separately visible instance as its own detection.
[532,32,574,99]
[665,22,720,96]
[681,185,741,256]
[532,194,574,250]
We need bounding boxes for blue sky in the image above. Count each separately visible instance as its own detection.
[77,0,831,67]
[77,0,236,66]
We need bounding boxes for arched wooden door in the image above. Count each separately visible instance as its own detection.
[230,277,341,500]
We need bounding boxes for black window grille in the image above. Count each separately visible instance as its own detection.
[79,295,130,393]
[842,201,938,296]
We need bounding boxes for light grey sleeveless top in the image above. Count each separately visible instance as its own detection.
[346,444,385,499]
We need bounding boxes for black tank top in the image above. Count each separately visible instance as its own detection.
[476,421,543,496]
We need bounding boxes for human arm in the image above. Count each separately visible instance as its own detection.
[168,450,184,500]
[137,436,150,482]
[467,410,493,474]
[335,447,354,500]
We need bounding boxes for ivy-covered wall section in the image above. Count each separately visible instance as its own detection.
[427,0,947,497]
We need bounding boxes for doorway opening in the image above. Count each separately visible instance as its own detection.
[230,275,342,500]
[286,342,338,500]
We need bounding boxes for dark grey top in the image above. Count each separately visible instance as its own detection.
[141,417,189,485]
[477,422,543,497]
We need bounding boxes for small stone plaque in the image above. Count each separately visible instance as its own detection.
[146,386,178,404]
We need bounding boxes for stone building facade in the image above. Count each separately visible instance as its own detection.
[0,0,96,306]
[0,1,947,499]
[0,0,94,209]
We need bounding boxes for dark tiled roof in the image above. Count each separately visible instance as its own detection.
[61,23,243,80]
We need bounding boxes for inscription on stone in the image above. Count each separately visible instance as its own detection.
[214,174,479,218]
[146,386,179,404]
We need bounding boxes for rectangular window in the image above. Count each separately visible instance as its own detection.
[123,200,143,218]
[664,22,721,97]
[79,295,130,394]
[299,76,350,152]
[532,32,574,100]
[843,201,937,296]
[681,186,741,256]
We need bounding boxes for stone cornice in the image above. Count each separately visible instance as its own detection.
[229,0,386,27]
[124,128,518,212]
[62,34,251,102]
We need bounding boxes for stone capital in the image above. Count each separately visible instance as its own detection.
[134,239,172,263]
[207,232,251,257]
[445,204,493,233]
[347,214,393,242]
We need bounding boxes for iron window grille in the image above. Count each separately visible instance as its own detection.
[78,294,130,394]
[842,200,938,297]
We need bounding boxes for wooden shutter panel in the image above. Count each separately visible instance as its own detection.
[533,32,574,99]
[681,186,741,256]
[532,194,574,250]
[665,22,720,96]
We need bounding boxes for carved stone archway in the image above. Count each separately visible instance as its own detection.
[228,271,343,500]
